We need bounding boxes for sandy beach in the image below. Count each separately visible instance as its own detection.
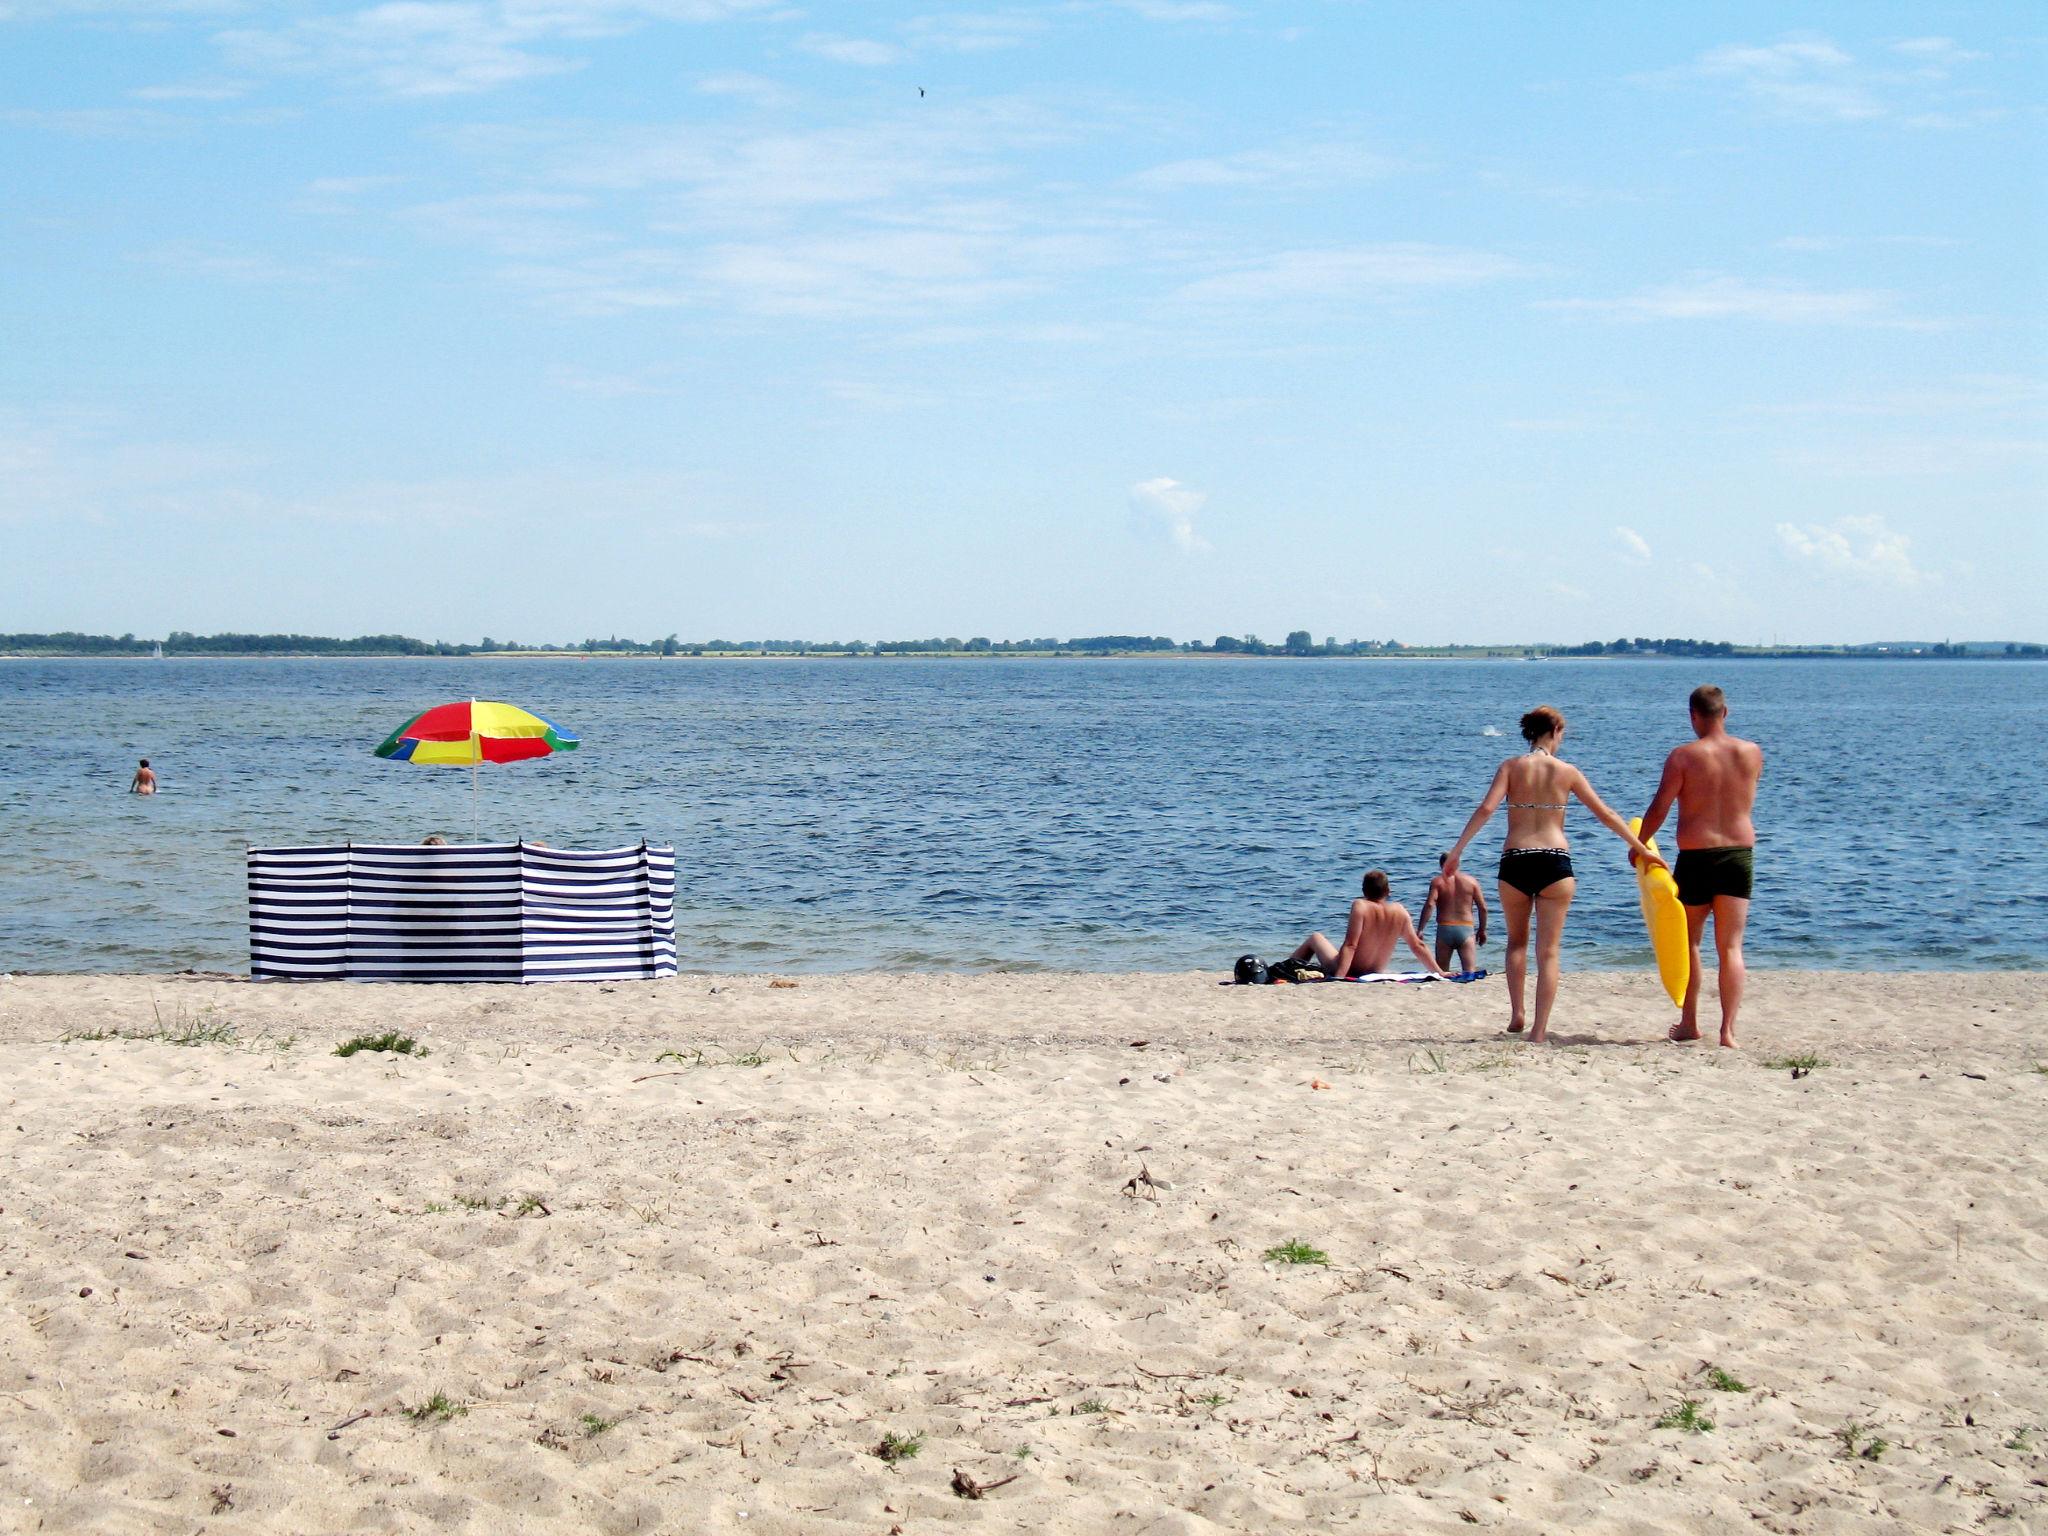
[1,969,2043,1534]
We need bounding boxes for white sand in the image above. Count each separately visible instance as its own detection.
[1,969,2043,1534]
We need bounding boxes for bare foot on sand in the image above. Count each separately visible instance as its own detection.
[1507,1019,1525,1034]
[1668,1022,1702,1042]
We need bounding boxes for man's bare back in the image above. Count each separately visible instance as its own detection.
[1339,897,1429,974]
[1287,869,1444,979]
[1659,734,1762,849]
[1424,870,1482,925]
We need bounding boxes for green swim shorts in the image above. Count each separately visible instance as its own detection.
[1673,846,1754,906]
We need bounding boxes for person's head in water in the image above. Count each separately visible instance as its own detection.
[1520,705,1565,748]
[421,834,447,846]
[138,758,149,768]
[1360,869,1390,901]
[1689,684,1728,735]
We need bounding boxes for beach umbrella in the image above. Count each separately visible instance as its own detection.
[373,699,579,840]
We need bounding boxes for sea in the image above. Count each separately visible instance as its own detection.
[1,656,2042,974]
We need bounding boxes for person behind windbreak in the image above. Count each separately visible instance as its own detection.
[1441,706,1663,1042]
[1283,869,1446,980]
[1635,684,1764,1049]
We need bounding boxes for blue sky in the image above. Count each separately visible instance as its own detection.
[3,0,2042,644]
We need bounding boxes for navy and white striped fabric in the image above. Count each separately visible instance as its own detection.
[248,842,677,983]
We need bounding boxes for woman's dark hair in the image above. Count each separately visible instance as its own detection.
[1519,706,1565,745]
[139,758,150,767]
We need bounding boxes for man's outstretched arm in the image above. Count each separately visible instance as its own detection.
[1402,908,1447,977]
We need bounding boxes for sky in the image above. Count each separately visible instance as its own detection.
[2,0,2043,646]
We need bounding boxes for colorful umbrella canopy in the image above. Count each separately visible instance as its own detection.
[373,699,579,840]
[374,699,579,765]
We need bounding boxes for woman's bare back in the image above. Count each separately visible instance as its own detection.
[1499,754,1577,850]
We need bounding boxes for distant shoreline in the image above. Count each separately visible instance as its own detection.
[4,647,2042,662]
[5,630,2041,661]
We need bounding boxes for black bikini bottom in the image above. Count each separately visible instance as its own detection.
[1499,848,1574,897]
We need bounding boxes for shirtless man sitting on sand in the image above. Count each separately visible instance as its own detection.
[1417,852,1487,974]
[1286,869,1447,979]
[1636,685,1764,1048]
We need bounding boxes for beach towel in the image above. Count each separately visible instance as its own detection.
[1220,969,1488,986]
[1338,969,1487,983]
[248,841,677,983]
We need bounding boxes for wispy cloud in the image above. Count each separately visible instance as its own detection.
[1775,514,1926,585]
[1542,275,1940,329]
[1128,476,1211,554]
[1888,36,1986,72]
[1651,32,1996,127]
[795,32,903,67]
[1751,374,2045,420]
[902,10,1046,53]
[215,0,774,99]
[1,105,182,137]
[129,243,377,284]
[129,79,250,100]
[1693,37,1881,121]
[1614,526,1651,564]
[694,70,791,104]
[1131,139,1396,192]
[1112,0,1237,22]
[404,190,600,257]
[1174,243,1521,303]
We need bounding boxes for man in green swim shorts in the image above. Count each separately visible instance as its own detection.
[1636,685,1764,1048]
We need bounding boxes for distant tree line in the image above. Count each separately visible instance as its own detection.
[2,631,2041,659]
[1550,637,1738,658]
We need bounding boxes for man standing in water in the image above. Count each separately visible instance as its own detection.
[1636,685,1763,1048]
[1417,853,1487,974]
[129,758,157,795]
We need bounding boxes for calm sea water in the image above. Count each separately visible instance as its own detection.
[1,657,2041,974]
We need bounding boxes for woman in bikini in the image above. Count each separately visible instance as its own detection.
[1442,706,1664,1042]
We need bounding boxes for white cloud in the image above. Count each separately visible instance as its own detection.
[1660,32,1993,127]
[694,70,792,105]
[1692,37,1882,120]
[1542,275,1936,328]
[130,243,376,283]
[1614,526,1651,564]
[902,10,1046,53]
[1774,514,1926,585]
[795,33,902,66]
[1889,36,1986,70]
[215,0,773,99]
[1174,243,1521,303]
[1113,0,1236,21]
[129,79,250,100]
[1751,374,2045,420]
[404,190,599,258]
[1128,476,1211,555]
[1131,140,1396,192]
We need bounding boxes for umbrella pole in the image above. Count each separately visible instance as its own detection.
[471,760,479,843]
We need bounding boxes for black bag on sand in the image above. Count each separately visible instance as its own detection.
[1267,957,1319,984]
[1232,954,1269,985]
